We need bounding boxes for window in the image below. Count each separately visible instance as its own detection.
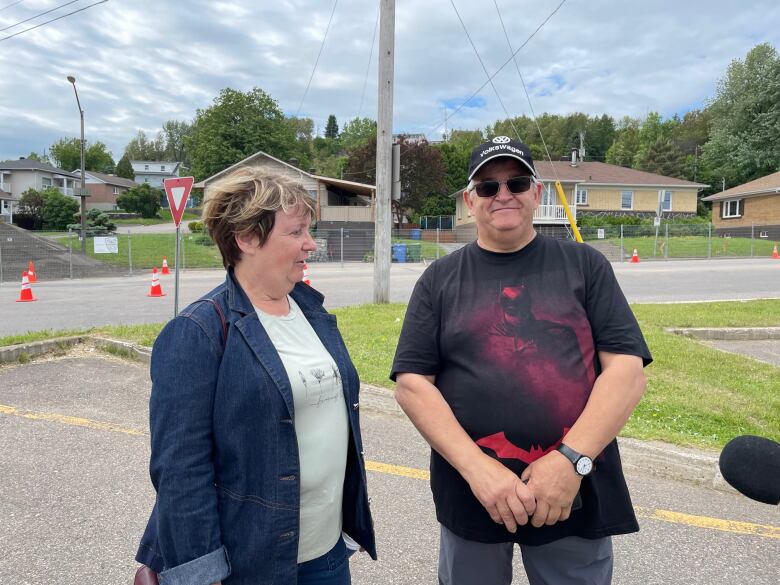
[661,190,672,211]
[113,186,120,195]
[161,165,166,171]
[759,231,769,238]
[620,191,633,210]
[307,189,317,200]
[575,189,588,205]
[722,199,742,218]
[42,177,52,187]
[144,165,149,171]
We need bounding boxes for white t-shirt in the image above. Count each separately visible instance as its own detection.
[255,297,349,563]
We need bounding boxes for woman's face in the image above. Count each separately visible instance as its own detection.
[246,204,316,293]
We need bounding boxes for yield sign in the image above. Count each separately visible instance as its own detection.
[163,177,194,227]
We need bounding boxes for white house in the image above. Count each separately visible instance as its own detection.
[0,159,81,223]
[130,160,181,188]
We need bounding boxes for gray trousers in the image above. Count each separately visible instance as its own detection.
[439,524,613,585]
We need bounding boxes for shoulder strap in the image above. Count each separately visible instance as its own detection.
[192,298,228,347]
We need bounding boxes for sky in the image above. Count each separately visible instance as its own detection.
[1,0,779,165]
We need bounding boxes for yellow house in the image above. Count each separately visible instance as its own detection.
[454,159,706,240]
[701,171,780,238]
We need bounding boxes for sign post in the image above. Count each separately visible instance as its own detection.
[163,177,194,317]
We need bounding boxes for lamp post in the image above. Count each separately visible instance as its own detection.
[67,75,87,254]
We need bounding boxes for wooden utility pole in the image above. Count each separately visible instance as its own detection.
[374,0,395,303]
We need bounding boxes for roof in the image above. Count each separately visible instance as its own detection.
[194,151,314,188]
[130,160,181,166]
[0,159,80,178]
[76,170,137,188]
[313,175,375,196]
[534,161,707,188]
[701,170,780,201]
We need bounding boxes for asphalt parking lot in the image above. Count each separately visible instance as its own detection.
[1,350,777,585]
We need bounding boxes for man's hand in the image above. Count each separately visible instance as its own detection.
[521,450,581,528]
[462,453,536,533]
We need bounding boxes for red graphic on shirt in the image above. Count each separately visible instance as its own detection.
[476,428,570,464]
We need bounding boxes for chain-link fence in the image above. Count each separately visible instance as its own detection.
[2,222,778,284]
[579,223,780,262]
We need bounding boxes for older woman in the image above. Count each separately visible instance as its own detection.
[135,168,376,585]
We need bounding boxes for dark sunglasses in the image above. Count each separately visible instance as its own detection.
[472,176,535,198]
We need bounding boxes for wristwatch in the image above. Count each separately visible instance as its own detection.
[556,443,593,476]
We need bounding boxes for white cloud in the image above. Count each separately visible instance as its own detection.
[0,0,778,162]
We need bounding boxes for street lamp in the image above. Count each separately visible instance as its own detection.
[67,75,87,254]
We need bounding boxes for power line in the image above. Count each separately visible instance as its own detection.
[294,0,338,119]
[356,8,379,120]
[0,0,81,33]
[0,0,108,41]
[0,0,25,12]
[494,0,559,182]
[449,0,524,143]
[421,0,567,136]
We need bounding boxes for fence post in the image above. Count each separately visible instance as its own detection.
[620,224,624,262]
[340,228,344,268]
[436,227,440,259]
[664,223,669,260]
[181,230,186,272]
[68,229,73,279]
[0,235,3,286]
[750,224,755,258]
[127,230,133,275]
[707,223,712,259]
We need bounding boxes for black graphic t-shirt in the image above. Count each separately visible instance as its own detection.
[391,235,652,545]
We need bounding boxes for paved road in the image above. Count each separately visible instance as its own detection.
[1,258,779,337]
[0,353,777,584]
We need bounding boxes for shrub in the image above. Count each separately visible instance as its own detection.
[41,187,79,230]
[188,220,204,233]
[117,183,163,218]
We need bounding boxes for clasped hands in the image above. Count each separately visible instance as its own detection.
[465,450,582,532]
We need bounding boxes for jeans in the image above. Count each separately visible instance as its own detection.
[297,538,351,585]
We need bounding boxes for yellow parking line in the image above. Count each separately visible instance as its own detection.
[0,403,148,437]
[2,402,777,539]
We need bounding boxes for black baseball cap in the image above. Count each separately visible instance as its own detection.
[468,136,537,181]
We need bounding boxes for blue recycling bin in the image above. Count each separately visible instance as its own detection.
[392,243,407,263]
[410,228,422,240]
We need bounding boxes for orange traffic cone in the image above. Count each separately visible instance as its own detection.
[147,267,166,297]
[630,249,640,263]
[772,245,779,260]
[161,256,170,275]
[16,271,37,302]
[27,261,37,283]
[303,262,311,286]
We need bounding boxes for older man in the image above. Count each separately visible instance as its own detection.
[391,137,652,585]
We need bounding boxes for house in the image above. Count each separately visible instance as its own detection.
[72,170,137,211]
[701,171,780,239]
[194,150,376,229]
[0,159,81,223]
[130,160,181,188]
[453,154,707,240]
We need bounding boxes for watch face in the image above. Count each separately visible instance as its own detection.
[576,457,593,475]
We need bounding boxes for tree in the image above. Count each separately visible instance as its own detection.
[25,151,51,164]
[15,188,46,229]
[605,117,641,167]
[324,114,339,139]
[638,138,687,179]
[161,120,192,166]
[339,117,377,151]
[186,87,295,181]
[116,154,135,180]
[49,138,115,173]
[702,43,780,188]
[437,130,483,194]
[124,130,166,161]
[117,183,163,218]
[68,207,116,235]
[41,187,79,230]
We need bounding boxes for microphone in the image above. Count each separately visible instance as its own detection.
[718,435,780,505]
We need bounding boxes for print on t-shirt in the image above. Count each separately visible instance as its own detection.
[298,364,342,406]
[465,279,596,465]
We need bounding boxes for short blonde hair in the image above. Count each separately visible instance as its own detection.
[202,167,315,268]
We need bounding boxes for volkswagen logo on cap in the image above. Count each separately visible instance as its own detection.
[492,136,511,144]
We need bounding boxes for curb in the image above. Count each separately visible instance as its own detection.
[667,326,780,340]
[0,341,736,496]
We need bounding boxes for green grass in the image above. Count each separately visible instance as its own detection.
[392,238,446,260]
[606,236,779,259]
[53,233,224,270]
[0,329,86,347]
[2,300,778,450]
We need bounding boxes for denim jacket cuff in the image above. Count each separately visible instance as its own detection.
[159,545,230,585]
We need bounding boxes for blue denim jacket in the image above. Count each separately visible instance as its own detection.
[136,269,376,585]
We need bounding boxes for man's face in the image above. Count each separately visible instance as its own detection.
[463,158,541,249]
